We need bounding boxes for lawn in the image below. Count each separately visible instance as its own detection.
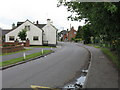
[0,49,32,56]
[0,50,52,67]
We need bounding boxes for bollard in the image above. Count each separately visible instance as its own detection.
[23,52,26,59]
[51,47,52,50]
[42,49,44,54]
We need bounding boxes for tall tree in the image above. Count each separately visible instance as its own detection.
[58,2,120,50]
[75,26,82,39]
[82,24,92,44]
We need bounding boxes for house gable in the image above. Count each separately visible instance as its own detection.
[42,22,57,45]
[5,19,58,46]
[6,20,43,34]
[5,20,43,45]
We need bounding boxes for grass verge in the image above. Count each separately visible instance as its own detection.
[86,44,100,48]
[101,48,120,68]
[0,49,32,56]
[86,44,119,68]
[30,46,56,48]
[0,50,52,67]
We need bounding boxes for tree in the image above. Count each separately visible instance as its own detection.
[58,1,120,50]
[18,29,27,41]
[75,26,82,39]
[81,24,92,44]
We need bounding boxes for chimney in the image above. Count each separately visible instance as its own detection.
[47,19,51,25]
[67,29,69,32]
[70,24,71,30]
[12,23,15,29]
[72,26,74,29]
[36,20,39,24]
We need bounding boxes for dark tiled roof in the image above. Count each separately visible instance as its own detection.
[35,24,46,29]
[51,24,58,31]
[61,30,68,35]
[17,22,24,27]
[16,21,46,29]
[2,29,11,36]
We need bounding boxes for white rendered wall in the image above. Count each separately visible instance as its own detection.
[42,24,57,45]
[5,20,43,45]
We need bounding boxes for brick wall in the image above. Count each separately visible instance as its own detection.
[1,40,30,53]
[2,45,24,53]
[68,27,77,41]
[2,40,30,47]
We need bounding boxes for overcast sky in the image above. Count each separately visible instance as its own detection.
[0,0,85,32]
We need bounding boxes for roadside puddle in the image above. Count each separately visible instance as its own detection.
[63,55,91,90]
[63,69,88,89]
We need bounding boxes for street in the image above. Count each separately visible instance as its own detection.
[2,42,89,88]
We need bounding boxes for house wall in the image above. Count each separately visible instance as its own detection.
[68,27,77,41]
[42,24,57,46]
[5,20,43,45]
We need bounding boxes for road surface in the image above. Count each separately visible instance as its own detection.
[2,42,89,88]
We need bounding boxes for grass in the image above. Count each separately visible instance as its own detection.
[101,48,120,68]
[0,50,52,67]
[0,49,32,56]
[86,44,119,68]
[86,44,100,48]
[30,45,56,48]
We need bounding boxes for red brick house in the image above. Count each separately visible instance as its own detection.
[67,27,77,41]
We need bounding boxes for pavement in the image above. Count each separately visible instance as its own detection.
[79,44,119,88]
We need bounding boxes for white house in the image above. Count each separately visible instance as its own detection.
[42,19,57,46]
[5,19,58,46]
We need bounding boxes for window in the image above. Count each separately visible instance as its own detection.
[74,32,76,34]
[33,36,39,41]
[9,36,14,41]
[25,25,30,31]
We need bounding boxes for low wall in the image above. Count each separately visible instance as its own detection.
[2,45,24,53]
[3,40,29,47]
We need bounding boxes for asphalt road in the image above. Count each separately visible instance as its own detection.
[2,42,89,88]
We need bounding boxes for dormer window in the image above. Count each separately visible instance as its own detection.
[25,25,30,31]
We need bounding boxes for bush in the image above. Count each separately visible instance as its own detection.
[3,45,10,47]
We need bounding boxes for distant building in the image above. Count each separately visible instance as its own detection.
[58,30,68,41]
[2,29,11,36]
[1,28,11,42]
[58,27,77,42]
[67,27,77,41]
